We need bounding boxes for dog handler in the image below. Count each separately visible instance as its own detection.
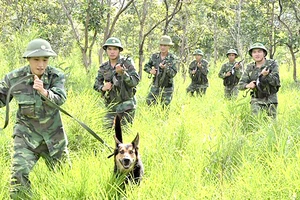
[0,38,70,199]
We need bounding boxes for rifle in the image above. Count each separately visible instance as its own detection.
[192,61,201,77]
[231,59,244,75]
[104,55,130,98]
[255,60,275,92]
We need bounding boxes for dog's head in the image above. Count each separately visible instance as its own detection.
[113,115,140,173]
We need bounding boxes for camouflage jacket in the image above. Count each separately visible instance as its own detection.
[238,59,280,104]
[188,59,209,86]
[0,65,67,155]
[144,52,177,88]
[218,61,242,87]
[93,56,140,111]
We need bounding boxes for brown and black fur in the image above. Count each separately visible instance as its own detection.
[112,115,144,185]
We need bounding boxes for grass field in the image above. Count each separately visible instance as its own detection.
[0,54,300,199]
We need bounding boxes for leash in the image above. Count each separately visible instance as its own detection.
[0,74,113,152]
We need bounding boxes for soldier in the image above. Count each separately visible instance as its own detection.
[218,49,242,99]
[186,49,209,96]
[144,35,177,107]
[238,43,280,118]
[0,38,70,199]
[94,37,140,129]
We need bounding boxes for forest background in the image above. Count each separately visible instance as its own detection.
[0,0,300,199]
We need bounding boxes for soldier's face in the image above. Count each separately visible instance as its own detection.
[28,57,49,77]
[251,49,265,62]
[159,45,170,53]
[106,46,120,60]
[195,55,202,61]
[228,54,236,62]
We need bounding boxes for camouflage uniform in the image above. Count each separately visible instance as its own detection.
[186,58,209,96]
[0,39,69,199]
[238,44,280,118]
[144,52,177,106]
[0,65,69,198]
[94,56,140,129]
[144,35,177,107]
[218,61,242,99]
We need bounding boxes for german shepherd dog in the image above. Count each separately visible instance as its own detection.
[109,115,144,185]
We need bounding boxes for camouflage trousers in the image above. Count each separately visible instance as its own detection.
[146,85,174,106]
[186,83,207,97]
[103,109,136,129]
[10,135,70,199]
[224,85,239,99]
[251,101,278,119]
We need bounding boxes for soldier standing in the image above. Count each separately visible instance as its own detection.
[144,35,177,107]
[238,43,280,118]
[94,37,140,129]
[0,38,70,199]
[186,49,209,96]
[218,49,242,99]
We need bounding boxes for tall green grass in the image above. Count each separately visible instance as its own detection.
[0,40,300,199]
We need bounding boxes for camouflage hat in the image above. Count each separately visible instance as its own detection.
[226,49,238,57]
[103,37,123,51]
[193,49,204,56]
[159,35,174,46]
[248,43,268,56]
[23,38,57,58]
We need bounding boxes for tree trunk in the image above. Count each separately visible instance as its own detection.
[236,0,244,59]
[287,44,298,82]
[213,13,218,67]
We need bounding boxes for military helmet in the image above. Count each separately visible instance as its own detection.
[159,35,174,46]
[193,49,204,56]
[22,38,57,58]
[102,37,123,51]
[226,49,238,57]
[248,43,268,56]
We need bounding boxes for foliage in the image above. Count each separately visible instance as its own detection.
[0,52,300,198]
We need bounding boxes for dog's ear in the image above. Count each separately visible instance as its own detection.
[113,134,122,146]
[132,133,140,149]
[114,115,123,144]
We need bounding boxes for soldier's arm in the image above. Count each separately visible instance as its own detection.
[165,59,177,78]
[260,61,280,87]
[46,72,67,106]
[238,66,251,91]
[0,76,12,108]
[93,67,106,96]
[122,60,140,87]
[143,56,154,74]
[235,67,242,79]
[199,63,209,75]
[218,64,227,79]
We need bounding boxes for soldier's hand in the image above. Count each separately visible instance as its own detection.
[33,75,48,97]
[102,82,112,91]
[159,62,166,69]
[192,70,197,74]
[197,62,202,68]
[115,64,124,74]
[150,67,157,75]
[234,63,240,69]
[225,71,232,77]
[246,81,256,89]
[260,67,269,76]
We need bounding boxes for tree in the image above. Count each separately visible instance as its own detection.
[59,0,107,73]
[98,0,134,65]
[277,0,299,82]
[133,0,183,78]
